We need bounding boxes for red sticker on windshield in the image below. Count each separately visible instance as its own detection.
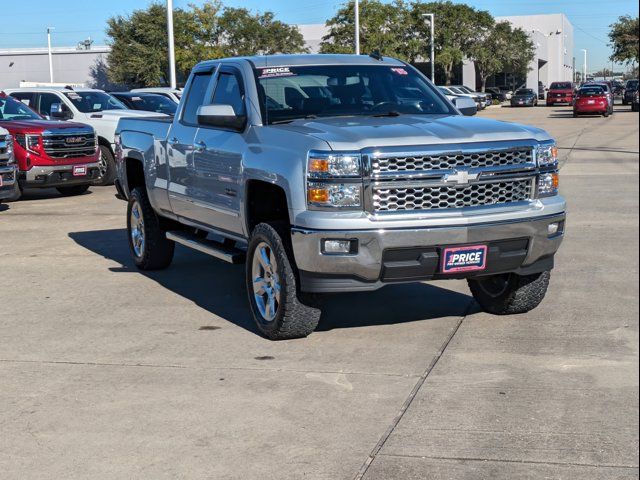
[391,68,409,75]
[259,67,296,79]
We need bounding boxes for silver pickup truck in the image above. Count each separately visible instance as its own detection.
[115,54,566,340]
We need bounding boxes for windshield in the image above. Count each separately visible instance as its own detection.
[515,89,534,95]
[254,65,453,124]
[579,87,604,96]
[0,95,42,121]
[63,91,127,113]
[121,94,177,115]
[456,86,473,93]
[448,87,467,94]
[550,82,572,90]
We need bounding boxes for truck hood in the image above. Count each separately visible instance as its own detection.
[272,114,550,150]
[0,119,92,134]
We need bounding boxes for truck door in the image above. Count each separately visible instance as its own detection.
[189,66,247,235]
[167,69,215,219]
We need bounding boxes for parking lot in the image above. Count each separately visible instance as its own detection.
[0,104,638,479]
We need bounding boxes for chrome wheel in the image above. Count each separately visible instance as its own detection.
[130,200,145,258]
[251,242,281,322]
[98,150,108,179]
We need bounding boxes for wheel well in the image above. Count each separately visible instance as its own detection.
[246,181,289,233]
[126,158,145,191]
[97,137,112,152]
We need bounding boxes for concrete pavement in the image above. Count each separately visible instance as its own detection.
[0,104,638,479]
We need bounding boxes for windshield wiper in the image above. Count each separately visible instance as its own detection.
[372,110,402,117]
[270,115,317,125]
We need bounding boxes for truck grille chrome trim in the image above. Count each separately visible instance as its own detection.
[42,132,97,159]
[363,142,538,214]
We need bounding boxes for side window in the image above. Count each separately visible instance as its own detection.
[10,92,35,109]
[182,73,213,125]
[38,93,64,116]
[212,72,246,116]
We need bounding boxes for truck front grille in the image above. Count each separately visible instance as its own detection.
[42,133,96,159]
[373,179,533,212]
[365,143,537,215]
[372,148,533,175]
[0,138,10,167]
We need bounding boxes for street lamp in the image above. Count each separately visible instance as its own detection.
[167,0,177,89]
[47,27,55,83]
[355,0,360,55]
[581,49,588,83]
[422,13,435,82]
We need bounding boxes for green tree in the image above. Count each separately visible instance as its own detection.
[409,2,494,85]
[500,26,536,88]
[609,15,639,66]
[320,0,409,59]
[105,1,306,88]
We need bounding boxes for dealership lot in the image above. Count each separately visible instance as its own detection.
[0,105,638,479]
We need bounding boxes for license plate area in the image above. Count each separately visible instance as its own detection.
[73,165,87,177]
[441,245,488,273]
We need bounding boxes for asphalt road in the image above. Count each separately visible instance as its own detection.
[1,104,638,480]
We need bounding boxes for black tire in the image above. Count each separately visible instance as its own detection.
[603,110,610,118]
[573,112,579,118]
[246,222,321,340]
[622,100,628,105]
[4,182,22,202]
[468,270,551,315]
[56,185,90,196]
[127,186,174,270]
[95,145,117,186]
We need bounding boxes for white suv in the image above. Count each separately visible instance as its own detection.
[130,87,183,104]
[5,87,165,185]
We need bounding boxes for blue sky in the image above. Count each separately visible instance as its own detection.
[1,0,637,72]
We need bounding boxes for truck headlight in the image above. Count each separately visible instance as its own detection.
[308,151,361,178]
[308,183,362,209]
[536,143,558,167]
[3,135,15,164]
[537,172,559,197]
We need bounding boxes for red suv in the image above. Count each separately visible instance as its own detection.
[546,82,575,106]
[573,85,613,117]
[0,92,100,200]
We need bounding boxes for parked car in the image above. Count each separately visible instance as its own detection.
[130,87,183,103]
[623,79,639,105]
[437,90,478,116]
[546,82,575,106]
[115,54,566,340]
[111,92,178,115]
[450,85,492,108]
[447,86,486,109]
[573,85,613,117]
[510,89,538,107]
[497,86,514,100]
[0,92,100,200]
[0,126,18,204]
[485,87,508,102]
[583,82,615,111]
[5,87,165,186]
[632,89,639,112]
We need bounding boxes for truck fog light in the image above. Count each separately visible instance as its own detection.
[322,239,357,255]
[548,223,559,235]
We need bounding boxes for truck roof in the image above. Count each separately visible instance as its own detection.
[197,54,406,70]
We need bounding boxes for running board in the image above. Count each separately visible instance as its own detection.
[166,231,246,264]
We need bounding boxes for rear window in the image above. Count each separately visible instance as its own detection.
[579,86,604,96]
[550,83,572,90]
[515,89,534,95]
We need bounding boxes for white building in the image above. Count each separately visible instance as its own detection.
[463,13,575,90]
[0,46,111,90]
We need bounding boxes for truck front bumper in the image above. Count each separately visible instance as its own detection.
[0,165,17,201]
[292,212,566,293]
[19,163,100,189]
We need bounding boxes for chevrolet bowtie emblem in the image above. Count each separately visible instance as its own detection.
[445,170,479,185]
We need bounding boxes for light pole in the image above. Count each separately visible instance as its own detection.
[354,0,360,55]
[47,27,55,83]
[581,49,588,83]
[167,0,177,89]
[422,14,435,81]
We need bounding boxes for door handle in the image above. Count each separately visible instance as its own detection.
[193,141,207,153]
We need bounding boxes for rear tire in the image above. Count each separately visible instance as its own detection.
[95,145,117,186]
[4,182,22,202]
[127,186,174,270]
[56,185,90,196]
[246,222,321,340]
[468,270,551,315]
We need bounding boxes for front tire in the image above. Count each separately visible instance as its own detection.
[468,270,551,315]
[56,185,90,196]
[127,187,174,270]
[95,145,117,186]
[246,223,321,340]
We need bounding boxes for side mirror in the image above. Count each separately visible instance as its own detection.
[453,97,477,116]
[197,104,246,131]
[50,103,72,120]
